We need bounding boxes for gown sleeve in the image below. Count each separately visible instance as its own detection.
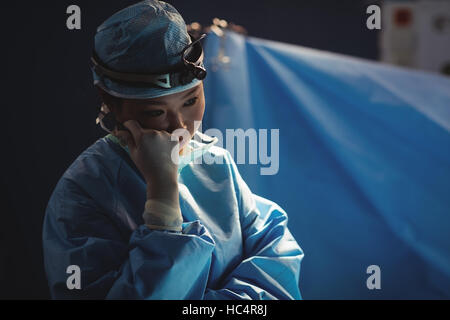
[42,176,216,299]
[43,149,303,300]
[204,151,304,300]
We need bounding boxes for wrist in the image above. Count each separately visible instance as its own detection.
[145,171,178,187]
[143,199,183,232]
[146,179,179,204]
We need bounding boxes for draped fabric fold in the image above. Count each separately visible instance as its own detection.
[203,30,450,299]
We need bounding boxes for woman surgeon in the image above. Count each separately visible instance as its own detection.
[42,0,304,299]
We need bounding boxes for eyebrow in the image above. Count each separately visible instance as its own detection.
[143,85,200,106]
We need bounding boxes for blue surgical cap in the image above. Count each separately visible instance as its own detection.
[92,0,203,99]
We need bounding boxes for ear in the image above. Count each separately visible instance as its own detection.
[96,86,121,115]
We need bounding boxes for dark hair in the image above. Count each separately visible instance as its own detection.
[96,86,123,112]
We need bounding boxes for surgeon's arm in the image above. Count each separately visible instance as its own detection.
[204,151,304,300]
[43,176,215,299]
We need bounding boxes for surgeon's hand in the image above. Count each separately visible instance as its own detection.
[115,120,181,204]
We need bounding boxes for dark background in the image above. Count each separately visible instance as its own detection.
[1,0,379,299]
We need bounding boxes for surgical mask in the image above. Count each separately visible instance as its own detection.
[176,133,218,172]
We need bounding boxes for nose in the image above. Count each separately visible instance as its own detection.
[166,111,187,134]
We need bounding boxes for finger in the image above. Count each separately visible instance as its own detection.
[123,120,143,146]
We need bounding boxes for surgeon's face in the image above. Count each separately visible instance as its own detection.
[113,82,205,143]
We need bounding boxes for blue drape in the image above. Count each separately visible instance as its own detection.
[202,30,450,299]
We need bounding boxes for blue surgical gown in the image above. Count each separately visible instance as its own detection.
[42,133,304,299]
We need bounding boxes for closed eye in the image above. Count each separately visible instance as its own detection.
[143,110,164,117]
[142,97,198,118]
[184,97,198,107]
